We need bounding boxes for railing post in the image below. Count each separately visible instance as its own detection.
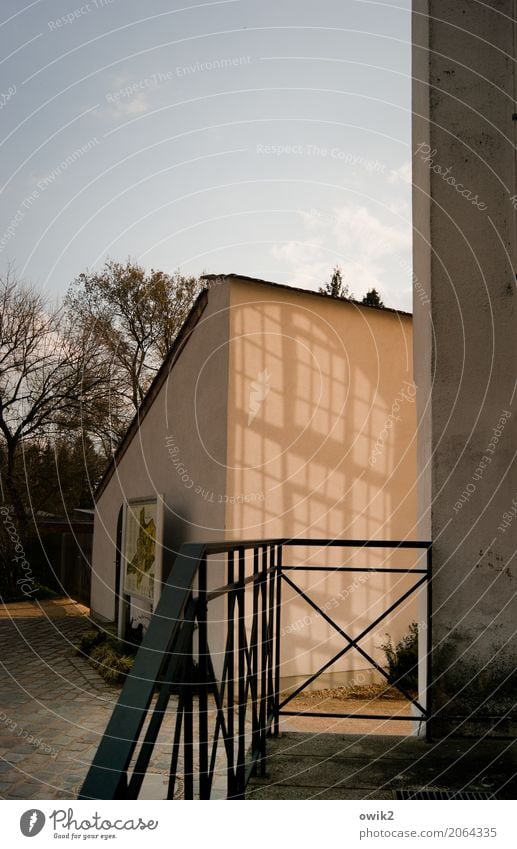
[236,547,246,798]
[183,624,194,800]
[226,549,235,798]
[250,547,260,772]
[266,544,276,724]
[259,545,268,776]
[273,544,283,737]
[116,773,128,799]
[426,543,433,742]
[198,555,209,798]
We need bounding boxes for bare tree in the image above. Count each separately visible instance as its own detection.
[0,271,110,526]
[65,259,202,416]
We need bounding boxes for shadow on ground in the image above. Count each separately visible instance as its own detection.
[247,732,517,799]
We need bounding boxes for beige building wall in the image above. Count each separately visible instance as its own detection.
[91,275,420,692]
[224,279,419,687]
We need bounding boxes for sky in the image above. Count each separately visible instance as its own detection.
[0,0,413,310]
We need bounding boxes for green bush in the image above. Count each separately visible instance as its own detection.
[77,629,107,656]
[380,622,419,692]
[77,629,135,685]
[89,643,134,685]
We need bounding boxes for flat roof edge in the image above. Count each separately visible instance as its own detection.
[200,273,412,317]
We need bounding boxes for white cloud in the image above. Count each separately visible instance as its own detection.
[103,91,155,120]
[387,160,412,185]
[332,204,410,259]
[272,237,323,265]
[95,73,159,122]
[271,237,328,288]
[270,203,412,307]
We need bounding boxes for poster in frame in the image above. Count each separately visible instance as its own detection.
[121,496,164,611]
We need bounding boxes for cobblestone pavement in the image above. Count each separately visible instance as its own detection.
[0,599,120,800]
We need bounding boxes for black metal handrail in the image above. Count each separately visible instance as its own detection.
[79,537,431,800]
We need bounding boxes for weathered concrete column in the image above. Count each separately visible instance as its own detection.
[413,0,517,736]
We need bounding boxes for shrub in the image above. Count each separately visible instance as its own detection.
[77,629,107,656]
[380,622,419,692]
[89,643,134,685]
[77,629,135,685]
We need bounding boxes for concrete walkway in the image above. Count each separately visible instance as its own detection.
[0,599,120,800]
[247,732,517,799]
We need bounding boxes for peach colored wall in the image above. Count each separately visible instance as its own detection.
[225,280,419,686]
[92,277,420,691]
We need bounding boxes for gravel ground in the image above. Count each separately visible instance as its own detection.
[278,684,416,736]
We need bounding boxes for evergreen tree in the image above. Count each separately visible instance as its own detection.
[362,288,384,308]
[319,266,352,299]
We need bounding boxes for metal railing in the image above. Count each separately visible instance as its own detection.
[79,538,431,800]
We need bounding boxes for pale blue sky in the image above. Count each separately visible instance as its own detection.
[0,0,413,309]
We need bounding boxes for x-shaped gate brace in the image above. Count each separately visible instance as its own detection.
[277,564,430,726]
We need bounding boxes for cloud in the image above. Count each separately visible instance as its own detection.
[387,160,412,185]
[270,203,412,306]
[95,73,159,122]
[272,237,323,265]
[103,91,155,120]
[331,204,410,259]
[297,204,410,257]
[271,236,329,288]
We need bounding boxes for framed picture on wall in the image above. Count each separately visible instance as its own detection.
[122,496,164,607]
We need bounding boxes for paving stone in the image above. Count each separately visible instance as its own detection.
[8,782,43,798]
[0,607,123,800]
[0,738,24,750]
[3,753,29,764]
[7,743,36,755]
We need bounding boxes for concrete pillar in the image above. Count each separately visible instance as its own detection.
[412,0,517,736]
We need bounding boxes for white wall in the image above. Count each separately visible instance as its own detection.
[91,283,230,622]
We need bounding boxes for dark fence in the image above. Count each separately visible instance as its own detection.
[79,538,431,800]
